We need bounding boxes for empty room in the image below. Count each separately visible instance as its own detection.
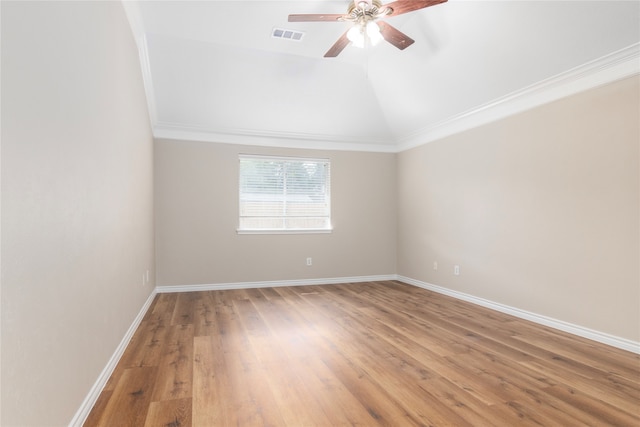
[1,0,638,426]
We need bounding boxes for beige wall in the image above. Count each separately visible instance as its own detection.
[1,2,154,425]
[398,76,640,342]
[155,140,397,286]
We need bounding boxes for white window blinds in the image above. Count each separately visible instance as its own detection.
[239,155,331,233]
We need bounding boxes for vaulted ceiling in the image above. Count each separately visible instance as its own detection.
[123,1,640,152]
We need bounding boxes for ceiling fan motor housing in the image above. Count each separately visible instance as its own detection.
[347,0,389,22]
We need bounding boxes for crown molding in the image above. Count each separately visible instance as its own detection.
[396,42,640,152]
[125,0,638,156]
[153,122,398,153]
[121,1,158,125]
[152,43,639,153]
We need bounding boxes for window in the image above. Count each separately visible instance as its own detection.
[238,155,331,233]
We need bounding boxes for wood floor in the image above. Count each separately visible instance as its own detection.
[85,280,640,426]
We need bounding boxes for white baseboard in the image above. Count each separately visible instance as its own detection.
[397,275,640,355]
[155,274,398,294]
[71,273,639,425]
[159,274,640,354]
[68,289,158,427]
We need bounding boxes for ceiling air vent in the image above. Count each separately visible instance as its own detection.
[272,28,304,41]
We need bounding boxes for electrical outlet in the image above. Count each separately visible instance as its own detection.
[306,257,312,266]
[454,265,460,276]
[433,261,438,270]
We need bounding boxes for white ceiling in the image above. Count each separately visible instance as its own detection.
[123,0,640,152]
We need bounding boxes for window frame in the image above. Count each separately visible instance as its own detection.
[237,154,332,235]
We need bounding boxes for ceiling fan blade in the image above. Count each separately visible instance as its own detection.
[288,14,344,22]
[383,0,447,17]
[377,21,415,50]
[324,30,351,57]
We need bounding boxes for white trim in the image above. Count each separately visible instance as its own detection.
[236,228,333,235]
[156,275,639,354]
[397,275,640,355]
[397,43,640,151]
[121,1,158,125]
[155,275,397,294]
[135,35,158,125]
[153,121,397,153]
[68,289,158,427]
[92,275,639,354]
[71,274,639,424]
[142,43,639,153]
[239,153,330,163]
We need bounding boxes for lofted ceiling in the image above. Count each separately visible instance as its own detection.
[123,0,640,152]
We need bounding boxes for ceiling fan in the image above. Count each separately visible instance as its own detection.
[289,0,447,57]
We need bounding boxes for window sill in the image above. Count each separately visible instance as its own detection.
[237,228,333,235]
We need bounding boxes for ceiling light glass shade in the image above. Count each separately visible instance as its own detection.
[347,25,365,48]
[347,21,383,48]
[366,21,383,45]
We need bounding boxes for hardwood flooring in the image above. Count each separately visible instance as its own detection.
[84,280,640,426]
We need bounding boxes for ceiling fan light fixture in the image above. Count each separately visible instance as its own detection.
[288,0,448,57]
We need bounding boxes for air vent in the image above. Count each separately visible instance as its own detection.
[272,28,304,41]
